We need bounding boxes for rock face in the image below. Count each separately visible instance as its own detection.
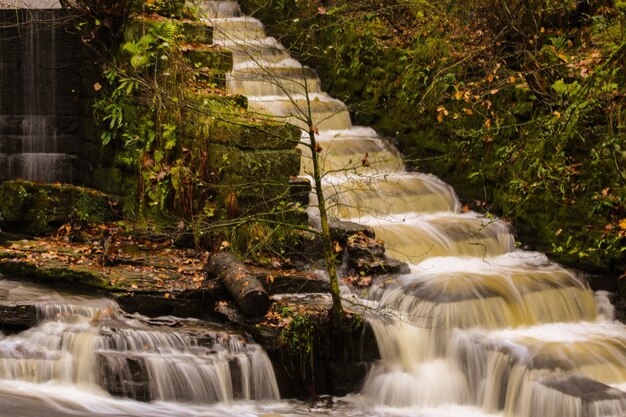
[0,181,118,235]
[345,232,410,277]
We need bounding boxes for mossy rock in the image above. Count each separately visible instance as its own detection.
[0,258,110,290]
[125,17,213,44]
[207,144,301,184]
[185,91,247,112]
[182,46,233,73]
[131,0,186,18]
[0,181,118,235]
[184,119,300,151]
[91,167,137,198]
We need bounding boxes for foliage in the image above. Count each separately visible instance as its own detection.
[276,305,318,379]
[242,0,626,274]
[88,5,309,266]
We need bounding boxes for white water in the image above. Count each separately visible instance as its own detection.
[1,1,625,416]
[0,279,282,415]
[208,2,626,416]
[0,10,76,183]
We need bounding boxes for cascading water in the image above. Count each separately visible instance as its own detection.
[207,1,626,416]
[0,5,77,183]
[0,279,281,416]
[1,2,625,416]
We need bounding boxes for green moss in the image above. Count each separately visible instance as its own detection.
[0,259,111,290]
[188,120,301,151]
[182,47,233,73]
[0,181,117,235]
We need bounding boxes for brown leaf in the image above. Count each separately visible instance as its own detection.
[361,152,370,167]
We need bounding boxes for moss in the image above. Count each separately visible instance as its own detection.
[182,47,233,73]
[131,0,186,18]
[183,119,301,151]
[207,144,301,183]
[0,181,118,235]
[0,259,111,290]
[92,167,137,197]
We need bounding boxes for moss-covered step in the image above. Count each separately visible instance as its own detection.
[207,144,300,182]
[0,181,118,235]
[130,0,187,19]
[182,45,233,74]
[125,16,215,44]
[208,120,301,151]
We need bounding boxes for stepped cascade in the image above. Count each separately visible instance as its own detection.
[0,280,279,410]
[0,2,624,417]
[0,5,78,183]
[206,1,626,416]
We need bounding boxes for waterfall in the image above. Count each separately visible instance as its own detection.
[208,1,626,416]
[0,7,77,183]
[0,280,280,405]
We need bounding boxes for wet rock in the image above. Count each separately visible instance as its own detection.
[289,176,311,207]
[536,374,626,417]
[0,303,38,330]
[329,218,375,242]
[346,232,385,259]
[345,232,409,276]
[327,361,371,396]
[541,375,626,402]
[350,257,410,276]
[98,352,153,402]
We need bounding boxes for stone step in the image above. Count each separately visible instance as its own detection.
[0,115,78,136]
[193,1,241,18]
[227,62,321,96]
[0,153,78,183]
[215,37,290,65]
[0,134,80,154]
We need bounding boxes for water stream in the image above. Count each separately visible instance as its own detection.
[0,6,77,183]
[207,1,626,416]
[0,1,625,416]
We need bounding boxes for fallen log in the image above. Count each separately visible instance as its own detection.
[206,252,271,317]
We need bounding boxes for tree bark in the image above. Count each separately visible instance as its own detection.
[206,252,271,317]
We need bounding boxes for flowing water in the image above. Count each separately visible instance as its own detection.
[0,6,76,183]
[1,1,625,416]
[206,1,626,416]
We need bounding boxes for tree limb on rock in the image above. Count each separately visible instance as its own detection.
[206,252,271,317]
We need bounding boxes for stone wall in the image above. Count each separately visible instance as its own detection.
[0,8,93,183]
